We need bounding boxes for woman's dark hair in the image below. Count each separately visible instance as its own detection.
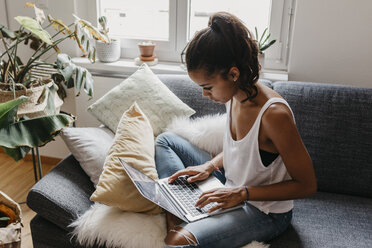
[185,12,260,102]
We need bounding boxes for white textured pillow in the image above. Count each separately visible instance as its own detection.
[61,127,114,186]
[166,113,226,156]
[87,64,195,136]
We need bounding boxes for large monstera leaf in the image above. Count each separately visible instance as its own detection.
[56,53,93,98]
[0,97,75,161]
[14,16,52,45]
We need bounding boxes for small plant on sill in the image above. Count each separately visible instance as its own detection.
[95,15,121,63]
[254,27,276,54]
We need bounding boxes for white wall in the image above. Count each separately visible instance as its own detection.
[0,0,7,27]
[288,0,372,87]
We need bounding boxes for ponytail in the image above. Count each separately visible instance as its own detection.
[186,12,260,102]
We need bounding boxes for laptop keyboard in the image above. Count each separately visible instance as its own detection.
[166,176,217,217]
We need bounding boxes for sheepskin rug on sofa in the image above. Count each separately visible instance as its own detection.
[70,203,269,248]
[166,113,226,156]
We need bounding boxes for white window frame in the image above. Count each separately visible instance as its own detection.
[93,0,294,70]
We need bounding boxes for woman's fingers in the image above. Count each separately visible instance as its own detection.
[195,195,220,208]
[207,203,224,213]
[187,172,208,183]
[168,168,197,183]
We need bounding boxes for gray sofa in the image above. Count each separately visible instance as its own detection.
[27,74,372,248]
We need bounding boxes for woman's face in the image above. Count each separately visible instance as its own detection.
[188,69,237,104]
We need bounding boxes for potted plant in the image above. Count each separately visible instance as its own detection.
[95,16,121,63]
[0,2,107,161]
[254,27,276,68]
[135,41,157,66]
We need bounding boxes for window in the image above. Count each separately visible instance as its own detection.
[96,0,294,70]
[189,0,271,40]
[99,0,169,40]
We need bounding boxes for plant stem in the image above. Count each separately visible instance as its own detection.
[0,23,53,58]
[0,32,16,83]
[28,23,75,66]
[0,30,32,58]
[12,35,19,78]
[18,33,74,83]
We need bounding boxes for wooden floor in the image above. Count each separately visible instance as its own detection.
[0,153,57,248]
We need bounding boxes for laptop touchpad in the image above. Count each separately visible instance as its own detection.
[196,176,224,192]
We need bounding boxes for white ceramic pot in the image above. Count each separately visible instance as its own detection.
[258,53,265,69]
[96,39,121,63]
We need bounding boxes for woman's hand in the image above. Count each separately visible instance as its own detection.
[168,162,214,183]
[195,187,247,213]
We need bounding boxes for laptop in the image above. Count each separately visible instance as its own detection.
[119,158,243,223]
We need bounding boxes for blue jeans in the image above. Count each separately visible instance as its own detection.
[155,132,292,248]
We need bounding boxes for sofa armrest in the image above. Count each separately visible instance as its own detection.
[27,154,95,232]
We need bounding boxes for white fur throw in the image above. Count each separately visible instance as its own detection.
[69,203,166,248]
[70,203,269,248]
[166,113,227,156]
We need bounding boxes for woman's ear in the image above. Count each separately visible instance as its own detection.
[228,67,240,82]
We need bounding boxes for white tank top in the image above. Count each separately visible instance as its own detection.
[223,97,294,214]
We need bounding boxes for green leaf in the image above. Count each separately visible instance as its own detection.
[260,39,276,52]
[14,16,53,45]
[56,53,93,98]
[1,146,30,161]
[0,96,29,128]
[98,16,107,30]
[83,69,93,98]
[66,78,74,88]
[261,33,271,47]
[75,67,84,96]
[255,27,258,41]
[0,97,73,161]
[73,14,108,42]
[0,24,16,39]
[0,113,75,149]
[15,56,23,66]
[56,54,76,81]
[259,28,268,45]
[48,14,71,35]
[44,82,59,115]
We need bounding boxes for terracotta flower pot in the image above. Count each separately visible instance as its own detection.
[138,42,155,58]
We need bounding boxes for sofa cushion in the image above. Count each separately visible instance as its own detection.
[273,81,372,198]
[270,192,372,248]
[87,64,195,136]
[158,75,272,118]
[27,155,95,232]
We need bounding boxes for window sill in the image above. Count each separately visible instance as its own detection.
[72,57,288,81]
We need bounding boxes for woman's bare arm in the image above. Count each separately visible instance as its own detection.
[247,103,317,201]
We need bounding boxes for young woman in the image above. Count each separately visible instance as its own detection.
[155,12,317,248]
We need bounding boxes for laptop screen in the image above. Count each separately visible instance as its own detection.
[119,158,188,222]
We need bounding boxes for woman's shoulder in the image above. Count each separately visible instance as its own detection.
[261,98,295,131]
